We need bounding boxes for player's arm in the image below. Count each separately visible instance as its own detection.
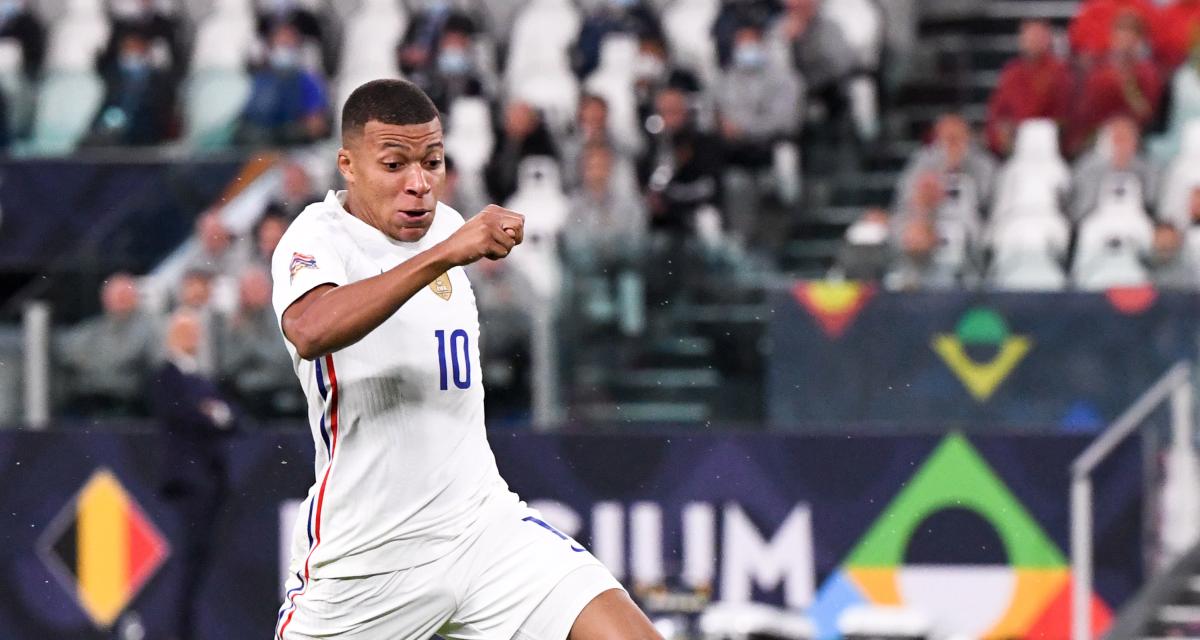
[282,206,524,360]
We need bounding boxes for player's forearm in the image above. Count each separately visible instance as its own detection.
[288,245,456,359]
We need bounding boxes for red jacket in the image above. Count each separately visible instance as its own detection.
[1072,57,1163,152]
[1151,0,1200,69]
[1069,0,1159,60]
[985,54,1073,155]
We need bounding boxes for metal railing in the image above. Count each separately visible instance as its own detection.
[1072,362,1197,640]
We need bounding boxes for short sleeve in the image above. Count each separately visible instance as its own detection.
[270,221,349,328]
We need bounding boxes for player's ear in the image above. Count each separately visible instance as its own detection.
[336,147,354,185]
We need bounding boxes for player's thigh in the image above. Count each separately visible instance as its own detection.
[274,567,454,640]
[443,504,616,640]
[565,588,662,640]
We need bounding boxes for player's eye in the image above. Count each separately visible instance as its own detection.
[384,162,401,171]
[425,159,443,170]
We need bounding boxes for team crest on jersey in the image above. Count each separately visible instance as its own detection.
[429,272,453,301]
[289,252,318,281]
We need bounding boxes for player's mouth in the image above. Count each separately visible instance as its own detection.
[396,209,431,225]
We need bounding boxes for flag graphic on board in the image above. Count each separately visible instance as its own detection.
[931,308,1031,401]
[39,469,169,628]
[792,281,875,339]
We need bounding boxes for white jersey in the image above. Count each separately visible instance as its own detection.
[270,191,512,579]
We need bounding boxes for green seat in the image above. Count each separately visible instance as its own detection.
[26,71,104,155]
[183,68,252,150]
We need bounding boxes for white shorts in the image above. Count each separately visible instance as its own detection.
[274,499,623,640]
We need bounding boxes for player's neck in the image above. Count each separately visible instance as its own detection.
[342,190,381,233]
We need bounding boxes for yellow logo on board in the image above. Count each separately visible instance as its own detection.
[931,309,1032,402]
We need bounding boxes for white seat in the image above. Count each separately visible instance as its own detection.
[991,119,1070,221]
[510,72,579,138]
[583,34,641,151]
[987,210,1069,291]
[444,96,494,173]
[823,0,883,70]
[190,0,256,70]
[46,0,112,72]
[663,0,720,89]
[505,0,580,94]
[338,0,407,80]
[1072,202,1155,290]
[699,601,816,639]
[1159,119,1200,229]
[26,70,105,154]
[183,68,253,149]
[503,156,569,302]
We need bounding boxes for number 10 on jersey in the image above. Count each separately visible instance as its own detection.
[435,329,471,390]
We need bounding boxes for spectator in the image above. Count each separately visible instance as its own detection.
[149,309,236,640]
[1148,222,1199,288]
[484,100,559,204]
[1152,0,1200,70]
[1073,12,1163,153]
[985,20,1073,156]
[174,269,223,377]
[562,143,646,334]
[717,22,803,169]
[398,2,487,78]
[270,159,322,219]
[256,0,331,74]
[639,84,724,234]
[894,115,995,232]
[1070,117,1158,222]
[100,0,183,78]
[441,155,463,210]
[84,29,178,147]
[186,209,249,279]
[835,207,893,281]
[234,22,331,147]
[57,273,157,417]
[769,0,856,124]
[410,13,495,113]
[252,209,289,267]
[561,93,637,189]
[885,213,977,291]
[219,267,303,418]
[713,0,782,68]
[573,0,662,79]
[0,0,44,80]
[1069,0,1158,66]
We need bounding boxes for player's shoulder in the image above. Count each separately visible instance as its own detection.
[435,201,467,230]
[271,192,344,266]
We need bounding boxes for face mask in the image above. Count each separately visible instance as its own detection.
[270,46,300,70]
[119,53,150,75]
[111,0,147,19]
[610,0,636,9]
[846,219,889,245]
[634,53,665,81]
[437,49,470,75]
[0,0,21,20]
[733,44,767,70]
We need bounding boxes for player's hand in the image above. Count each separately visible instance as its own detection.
[439,205,525,266]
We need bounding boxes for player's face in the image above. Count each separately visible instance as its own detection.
[341,118,446,243]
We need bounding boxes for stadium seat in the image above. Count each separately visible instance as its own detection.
[190,0,256,70]
[1159,119,1200,230]
[505,0,581,94]
[25,70,104,154]
[45,0,112,72]
[509,71,578,139]
[0,41,33,138]
[991,119,1070,222]
[503,156,569,302]
[444,96,494,215]
[986,210,1070,291]
[583,34,642,153]
[823,0,883,71]
[698,601,816,639]
[662,0,721,89]
[837,604,931,640]
[1071,200,1155,290]
[183,68,253,149]
[337,0,407,81]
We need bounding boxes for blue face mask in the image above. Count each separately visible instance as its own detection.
[119,53,150,76]
[610,0,636,9]
[270,46,300,70]
[733,44,767,70]
[0,0,20,21]
[437,49,470,75]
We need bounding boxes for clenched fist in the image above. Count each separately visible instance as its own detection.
[438,205,526,266]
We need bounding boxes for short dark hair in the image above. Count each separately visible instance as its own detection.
[341,79,440,140]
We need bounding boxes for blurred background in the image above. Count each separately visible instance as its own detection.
[3,0,1200,638]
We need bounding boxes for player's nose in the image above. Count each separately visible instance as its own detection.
[402,168,432,198]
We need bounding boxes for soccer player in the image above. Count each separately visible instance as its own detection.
[270,79,661,640]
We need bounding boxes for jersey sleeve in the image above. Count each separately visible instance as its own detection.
[271,221,350,328]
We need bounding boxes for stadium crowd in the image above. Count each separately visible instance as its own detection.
[25,0,1200,419]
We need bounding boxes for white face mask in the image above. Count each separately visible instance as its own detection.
[270,46,300,69]
[846,219,889,245]
[633,53,665,81]
[733,44,767,70]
